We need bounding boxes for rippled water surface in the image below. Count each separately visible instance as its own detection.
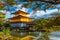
[11,31,60,40]
[49,32,60,40]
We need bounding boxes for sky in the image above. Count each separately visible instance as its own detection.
[5,8,59,18]
[0,2,60,19]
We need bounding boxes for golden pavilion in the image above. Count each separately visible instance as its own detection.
[9,10,34,29]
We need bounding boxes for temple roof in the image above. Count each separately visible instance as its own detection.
[9,15,33,23]
[9,10,34,23]
[9,15,32,20]
[12,10,28,15]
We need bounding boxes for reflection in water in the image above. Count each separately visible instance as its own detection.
[0,30,60,40]
[11,31,60,40]
[49,32,60,40]
[11,31,49,40]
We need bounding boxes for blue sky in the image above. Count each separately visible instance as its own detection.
[0,2,60,19]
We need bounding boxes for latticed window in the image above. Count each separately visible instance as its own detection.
[21,23,26,27]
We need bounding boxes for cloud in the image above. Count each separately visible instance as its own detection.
[0,10,14,18]
[36,10,46,16]
[21,7,27,12]
[13,4,29,13]
[5,11,14,18]
[0,10,6,14]
[5,4,23,13]
[28,9,58,18]
[46,9,58,14]
[13,4,23,11]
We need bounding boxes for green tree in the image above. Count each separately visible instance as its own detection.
[49,13,60,26]
[7,0,16,5]
[0,12,5,25]
[34,18,50,31]
[0,3,4,10]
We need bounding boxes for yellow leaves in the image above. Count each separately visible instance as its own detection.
[20,35,32,40]
[0,32,4,40]
[0,12,5,18]
[0,3,4,10]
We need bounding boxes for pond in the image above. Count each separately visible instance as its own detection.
[49,31,60,40]
[11,31,60,40]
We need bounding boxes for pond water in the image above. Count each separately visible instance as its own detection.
[11,31,60,40]
[49,32,60,40]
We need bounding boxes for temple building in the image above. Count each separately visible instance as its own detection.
[9,10,34,30]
